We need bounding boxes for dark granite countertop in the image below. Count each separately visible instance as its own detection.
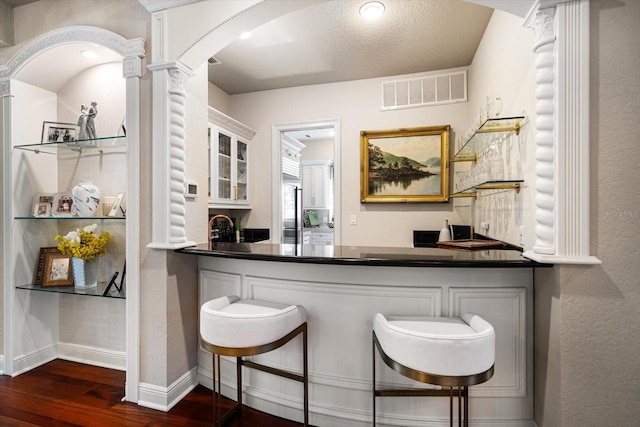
[176,242,549,268]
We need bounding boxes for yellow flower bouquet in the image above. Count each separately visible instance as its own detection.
[55,224,111,261]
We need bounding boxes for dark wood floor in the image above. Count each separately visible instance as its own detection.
[0,359,304,426]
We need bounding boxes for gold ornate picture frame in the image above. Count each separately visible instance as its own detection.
[360,125,450,203]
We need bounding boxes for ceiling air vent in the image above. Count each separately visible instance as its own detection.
[208,56,221,65]
[382,70,467,111]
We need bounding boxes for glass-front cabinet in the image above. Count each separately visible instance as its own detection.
[210,128,248,204]
[208,107,256,208]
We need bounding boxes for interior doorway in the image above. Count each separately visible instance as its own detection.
[271,119,341,246]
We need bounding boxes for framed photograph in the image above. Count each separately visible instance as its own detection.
[33,247,61,286]
[32,193,55,217]
[52,193,74,217]
[41,121,79,143]
[360,125,450,203]
[108,192,126,217]
[42,251,74,287]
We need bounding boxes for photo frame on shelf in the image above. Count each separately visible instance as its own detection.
[360,125,450,203]
[108,192,126,217]
[42,251,74,287]
[33,247,61,286]
[52,193,74,217]
[41,121,79,143]
[102,261,126,297]
[32,193,55,217]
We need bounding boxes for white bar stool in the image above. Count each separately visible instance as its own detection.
[200,295,309,426]
[372,313,495,427]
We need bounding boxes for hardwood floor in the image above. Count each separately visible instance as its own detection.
[0,359,304,426]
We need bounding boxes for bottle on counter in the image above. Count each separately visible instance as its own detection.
[438,218,452,242]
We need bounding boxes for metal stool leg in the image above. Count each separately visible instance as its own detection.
[458,386,462,427]
[464,386,469,427]
[372,332,376,427]
[237,356,243,408]
[215,354,222,426]
[303,324,309,426]
[211,353,217,426]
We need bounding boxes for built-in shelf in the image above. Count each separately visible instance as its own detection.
[452,116,525,162]
[451,180,524,198]
[16,282,125,299]
[13,135,126,155]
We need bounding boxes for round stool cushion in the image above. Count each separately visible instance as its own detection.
[201,295,306,349]
[373,313,495,377]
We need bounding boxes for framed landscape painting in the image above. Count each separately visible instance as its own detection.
[360,125,450,203]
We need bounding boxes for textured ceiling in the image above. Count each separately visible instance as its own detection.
[208,0,494,95]
[1,0,37,7]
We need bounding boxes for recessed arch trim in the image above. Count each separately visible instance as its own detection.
[0,26,144,87]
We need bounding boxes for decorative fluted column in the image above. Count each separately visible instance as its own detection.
[524,0,600,264]
[530,7,557,255]
[147,61,195,249]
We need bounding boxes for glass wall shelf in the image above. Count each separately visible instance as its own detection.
[452,116,524,162]
[16,282,125,299]
[13,135,126,155]
[451,179,524,198]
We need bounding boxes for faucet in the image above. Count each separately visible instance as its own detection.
[208,214,234,250]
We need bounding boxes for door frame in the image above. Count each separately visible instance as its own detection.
[271,119,341,245]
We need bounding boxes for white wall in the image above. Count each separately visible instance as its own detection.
[221,68,471,247]
[466,9,536,246]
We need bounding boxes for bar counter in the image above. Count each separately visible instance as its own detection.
[179,242,547,426]
[176,242,543,268]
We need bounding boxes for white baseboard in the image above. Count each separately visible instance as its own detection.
[58,342,126,371]
[137,367,199,412]
[4,344,124,376]
[10,345,57,376]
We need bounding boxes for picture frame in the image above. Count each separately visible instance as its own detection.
[33,247,61,286]
[42,251,74,287]
[108,192,126,217]
[41,121,79,143]
[32,193,55,217]
[360,125,450,203]
[52,193,74,217]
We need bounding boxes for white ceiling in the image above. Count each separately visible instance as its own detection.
[9,0,507,99]
[208,0,494,95]
[14,42,123,93]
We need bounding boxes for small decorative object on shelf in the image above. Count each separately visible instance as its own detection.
[32,193,54,217]
[71,257,99,289]
[33,247,60,286]
[86,101,98,139]
[71,180,100,217]
[41,121,79,143]
[55,224,111,289]
[42,251,74,287]
[52,193,74,216]
[77,104,88,140]
[107,192,126,217]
